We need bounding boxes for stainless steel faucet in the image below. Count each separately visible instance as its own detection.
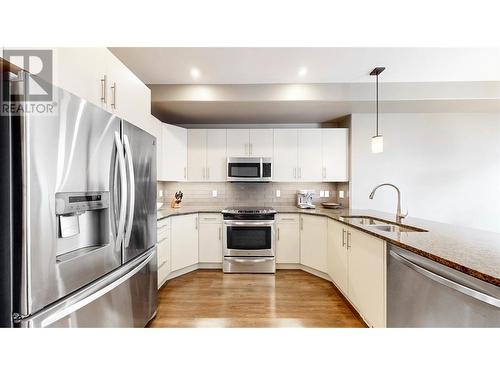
[369,183,408,223]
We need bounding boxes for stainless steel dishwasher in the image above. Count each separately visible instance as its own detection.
[387,244,500,327]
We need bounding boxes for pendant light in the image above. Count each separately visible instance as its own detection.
[370,67,385,153]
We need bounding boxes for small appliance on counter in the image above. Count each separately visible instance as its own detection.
[297,190,315,209]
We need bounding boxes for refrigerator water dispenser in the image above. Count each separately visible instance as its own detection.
[55,192,110,260]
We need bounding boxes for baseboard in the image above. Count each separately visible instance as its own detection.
[198,263,223,269]
[166,264,199,281]
[276,263,331,281]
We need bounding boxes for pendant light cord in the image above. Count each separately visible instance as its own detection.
[376,73,379,137]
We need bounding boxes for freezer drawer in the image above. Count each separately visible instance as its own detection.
[20,248,157,328]
[387,245,500,328]
[223,257,275,273]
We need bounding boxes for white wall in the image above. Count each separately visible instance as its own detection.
[350,113,500,233]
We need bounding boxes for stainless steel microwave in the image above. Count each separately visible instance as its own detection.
[227,157,272,182]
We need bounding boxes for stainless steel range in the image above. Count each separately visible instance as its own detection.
[222,207,276,273]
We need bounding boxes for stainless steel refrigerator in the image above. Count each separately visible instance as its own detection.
[1,69,157,327]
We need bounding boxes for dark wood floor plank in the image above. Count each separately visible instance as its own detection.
[149,269,366,328]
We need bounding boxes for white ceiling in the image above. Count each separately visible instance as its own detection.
[109,47,500,84]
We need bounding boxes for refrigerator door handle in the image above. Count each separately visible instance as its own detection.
[114,132,127,250]
[123,134,135,248]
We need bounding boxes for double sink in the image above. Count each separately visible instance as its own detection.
[340,216,428,233]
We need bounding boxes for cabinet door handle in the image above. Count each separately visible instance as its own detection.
[207,167,210,180]
[300,217,303,231]
[323,167,326,179]
[218,226,221,240]
[203,167,206,180]
[111,82,117,109]
[277,227,280,240]
[347,231,351,249]
[195,216,198,230]
[293,167,296,179]
[298,167,302,179]
[342,229,346,247]
[100,75,107,104]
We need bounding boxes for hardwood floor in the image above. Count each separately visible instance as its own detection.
[149,269,366,328]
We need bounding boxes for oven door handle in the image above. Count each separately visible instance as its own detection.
[224,221,275,226]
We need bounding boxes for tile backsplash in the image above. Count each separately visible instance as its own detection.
[158,181,350,208]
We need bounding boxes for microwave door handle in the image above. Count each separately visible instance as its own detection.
[114,131,127,251]
[123,134,135,248]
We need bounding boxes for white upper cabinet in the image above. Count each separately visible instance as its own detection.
[322,128,349,181]
[51,48,152,133]
[227,129,250,157]
[187,129,207,181]
[188,129,227,181]
[105,54,151,129]
[297,129,323,181]
[273,129,298,181]
[206,129,227,181]
[161,124,187,181]
[52,48,109,110]
[249,129,273,157]
[227,128,273,157]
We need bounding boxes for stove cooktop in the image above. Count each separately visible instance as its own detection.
[222,207,276,214]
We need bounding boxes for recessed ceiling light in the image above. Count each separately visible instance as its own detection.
[298,66,308,76]
[190,67,200,79]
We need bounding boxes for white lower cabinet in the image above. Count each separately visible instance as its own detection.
[198,213,223,263]
[276,214,300,263]
[327,219,348,294]
[171,214,199,272]
[327,218,386,328]
[157,218,171,288]
[347,227,386,328]
[300,215,328,273]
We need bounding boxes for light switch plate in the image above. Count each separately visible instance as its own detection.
[339,190,345,199]
[319,191,325,198]
[159,190,163,197]
[276,190,281,197]
[325,190,330,198]
[212,190,217,198]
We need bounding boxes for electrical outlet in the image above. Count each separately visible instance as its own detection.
[276,190,281,198]
[325,190,330,198]
[320,191,325,198]
[339,190,345,199]
[212,190,217,198]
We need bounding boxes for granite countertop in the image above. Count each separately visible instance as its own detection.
[157,205,500,287]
